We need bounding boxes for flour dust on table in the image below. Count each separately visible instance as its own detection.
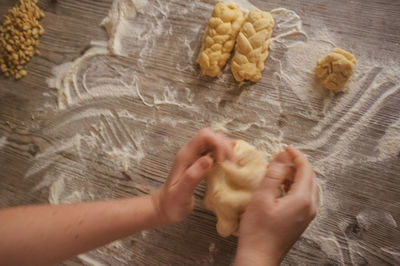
[23,0,400,265]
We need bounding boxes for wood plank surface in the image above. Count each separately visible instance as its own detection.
[0,0,399,265]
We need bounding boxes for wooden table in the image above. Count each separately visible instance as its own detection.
[1,0,399,265]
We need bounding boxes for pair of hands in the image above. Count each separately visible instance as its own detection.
[152,128,319,265]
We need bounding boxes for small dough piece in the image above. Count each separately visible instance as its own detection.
[315,48,357,92]
[204,140,267,237]
[197,3,245,77]
[231,9,274,82]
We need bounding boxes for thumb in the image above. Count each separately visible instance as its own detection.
[177,155,213,198]
[260,156,294,202]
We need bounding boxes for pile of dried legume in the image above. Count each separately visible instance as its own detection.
[0,0,45,80]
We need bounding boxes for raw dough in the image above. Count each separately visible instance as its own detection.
[315,48,357,92]
[197,2,245,77]
[231,9,274,82]
[204,140,267,237]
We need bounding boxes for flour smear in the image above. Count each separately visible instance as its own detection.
[24,0,400,264]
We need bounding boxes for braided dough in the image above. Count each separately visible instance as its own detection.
[231,9,274,82]
[204,140,267,237]
[197,3,245,77]
[315,48,356,92]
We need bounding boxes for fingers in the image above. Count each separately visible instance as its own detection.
[273,149,292,165]
[178,128,236,170]
[259,150,294,202]
[284,146,315,198]
[201,129,236,163]
[168,128,235,188]
[216,131,237,163]
[279,147,318,220]
[311,182,320,215]
[176,155,213,199]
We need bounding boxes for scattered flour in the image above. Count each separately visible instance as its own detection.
[47,44,109,110]
[0,136,7,149]
[319,235,344,265]
[356,209,398,230]
[101,0,149,55]
[48,176,83,204]
[209,0,256,13]
[23,0,400,264]
[377,119,400,160]
[77,254,108,266]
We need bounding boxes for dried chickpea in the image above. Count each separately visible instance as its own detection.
[0,0,45,80]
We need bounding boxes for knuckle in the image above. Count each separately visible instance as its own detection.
[261,207,274,218]
[199,128,212,137]
[176,147,186,160]
[185,171,195,181]
[216,131,225,139]
[266,162,286,180]
[309,206,317,219]
[251,195,274,216]
[261,206,278,221]
[252,194,266,206]
[298,196,312,211]
[185,168,198,182]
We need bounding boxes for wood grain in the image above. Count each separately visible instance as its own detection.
[0,0,399,265]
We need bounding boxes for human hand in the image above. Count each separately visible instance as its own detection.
[235,147,319,266]
[152,128,236,225]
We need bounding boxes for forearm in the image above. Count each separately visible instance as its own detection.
[0,195,164,266]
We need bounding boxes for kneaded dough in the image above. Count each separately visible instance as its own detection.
[204,140,267,237]
[231,9,274,82]
[197,3,245,77]
[315,48,357,92]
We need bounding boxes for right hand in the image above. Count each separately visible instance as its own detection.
[235,147,319,266]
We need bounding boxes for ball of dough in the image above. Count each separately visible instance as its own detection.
[315,48,356,92]
[204,140,267,237]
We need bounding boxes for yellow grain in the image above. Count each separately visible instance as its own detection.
[0,0,45,80]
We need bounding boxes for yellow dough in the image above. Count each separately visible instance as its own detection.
[197,2,245,77]
[204,140,267,237]
[315,48,357,92]
[231,9,274,82]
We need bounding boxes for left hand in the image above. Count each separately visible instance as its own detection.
[152,128,236,225]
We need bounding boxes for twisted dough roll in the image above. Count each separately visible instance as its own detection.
[231,10,274,82]
[204,140,267,237]
[197,3,245,77]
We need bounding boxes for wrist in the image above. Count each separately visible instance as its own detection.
[235,242,281,266]
[150,191,170,227]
